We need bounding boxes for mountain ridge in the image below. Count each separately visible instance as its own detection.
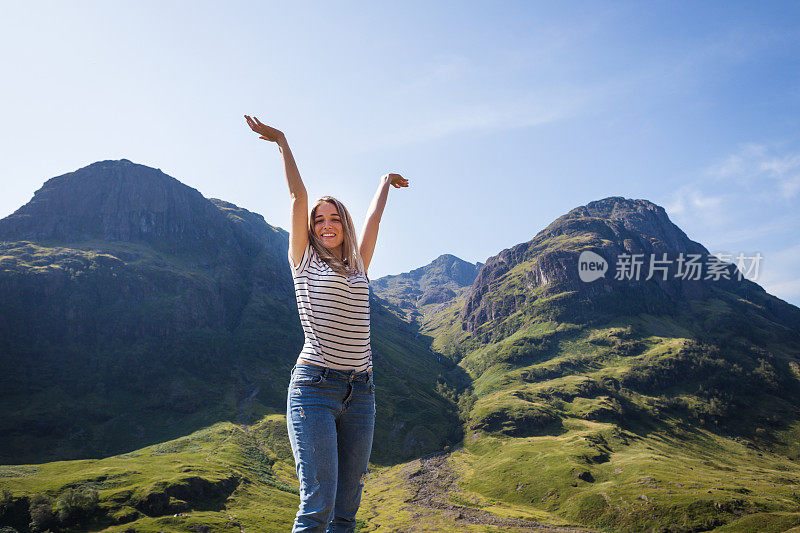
[371,253,483,322]
[3,161,800,532]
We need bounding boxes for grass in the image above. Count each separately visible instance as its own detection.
[456,419,800,532]
[5,413,800,532]
[0,417,301,532]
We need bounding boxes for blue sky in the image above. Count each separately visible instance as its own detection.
[2,1,799,305]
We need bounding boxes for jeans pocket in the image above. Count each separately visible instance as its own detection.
[292,373,324,386]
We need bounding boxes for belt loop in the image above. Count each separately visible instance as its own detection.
[322,367,329,380]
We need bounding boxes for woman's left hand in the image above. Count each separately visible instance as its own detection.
[381,173,409,188]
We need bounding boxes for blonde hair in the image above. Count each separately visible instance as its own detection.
[308,196,369,282]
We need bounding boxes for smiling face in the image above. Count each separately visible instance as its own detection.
[313,201,345,257]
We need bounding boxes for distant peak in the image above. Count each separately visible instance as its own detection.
[432,253,460,263]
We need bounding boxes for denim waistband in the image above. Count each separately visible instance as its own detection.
[292,362,372,382]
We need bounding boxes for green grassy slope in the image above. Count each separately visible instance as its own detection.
[3,411,800,532]
[0,417,301,532]
[413,276,800,531]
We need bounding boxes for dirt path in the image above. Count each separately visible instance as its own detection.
[401,452,596,532]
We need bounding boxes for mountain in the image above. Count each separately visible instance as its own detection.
[409,196,800,532]
[0,160,291,340]
[0,160,458,466]
[0,159,264,257]
[4,184,800,532]
[371,253,482,322]
[459,196,797,337]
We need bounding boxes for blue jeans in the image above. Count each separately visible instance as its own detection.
[286,363,376,532]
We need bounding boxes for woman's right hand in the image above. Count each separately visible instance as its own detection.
[244,115,285,144]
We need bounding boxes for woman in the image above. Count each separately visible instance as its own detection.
[245,115,408,532]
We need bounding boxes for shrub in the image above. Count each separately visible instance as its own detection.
[54,487,99,526]
[28,493,54,532]
[0,489,28,533]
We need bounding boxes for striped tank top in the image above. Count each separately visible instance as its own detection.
[289,242,372,372]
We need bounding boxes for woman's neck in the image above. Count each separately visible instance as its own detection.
[329,245,343,261]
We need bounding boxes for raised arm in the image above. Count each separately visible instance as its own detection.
[245,115,309,268]
[358,173,409,274]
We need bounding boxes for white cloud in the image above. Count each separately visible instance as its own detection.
[399,56,473,95]
[766,242,800,263]
[417,92,581,140]
[762,278,800,300]
[779,175,800,199]
[706,143,765,181]
[352,20,796,155]
[710,213,800,246]
[663,144,800,308]
[749,242,800,303]
[690,191,723,209]
[705,143,800,200]
[664,184,730,227]
[760,153,800,176]
[351,85,591,152]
